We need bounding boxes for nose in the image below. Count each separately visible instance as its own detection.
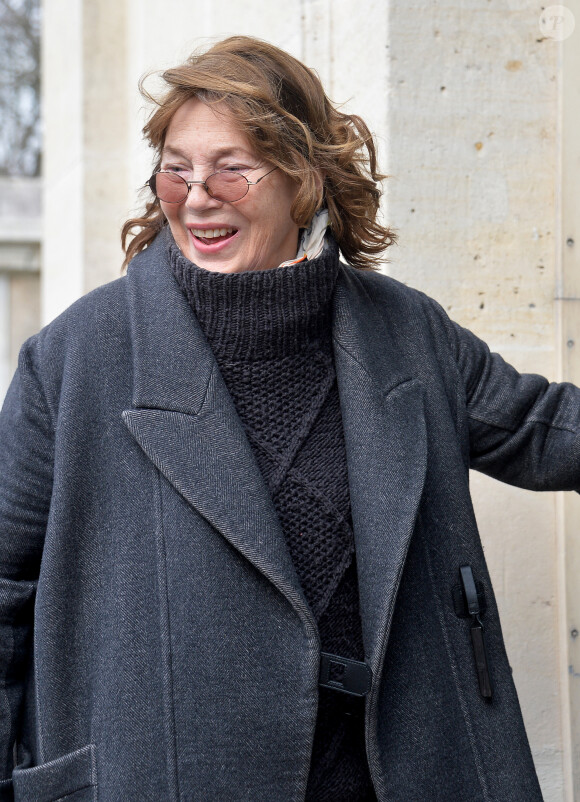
[183,181,223,212]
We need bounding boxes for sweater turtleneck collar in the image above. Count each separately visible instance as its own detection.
[169,235,341,362]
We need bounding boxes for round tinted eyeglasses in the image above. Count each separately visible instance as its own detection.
[147,166,278,204]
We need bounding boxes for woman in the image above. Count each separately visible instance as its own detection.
[0,35,575,802]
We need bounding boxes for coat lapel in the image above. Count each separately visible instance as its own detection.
[332,268,428,671]
[121,233,313,625]
[122,234,428,661]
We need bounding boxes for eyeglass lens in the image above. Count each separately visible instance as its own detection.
[151,171,250,204]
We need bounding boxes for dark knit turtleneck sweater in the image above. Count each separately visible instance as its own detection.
[170,239,376,802]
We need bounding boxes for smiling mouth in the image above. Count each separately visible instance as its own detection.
[190,227,238,245]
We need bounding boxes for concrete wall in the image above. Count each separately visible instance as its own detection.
[42,1,579,797]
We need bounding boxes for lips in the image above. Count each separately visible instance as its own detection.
[187,226,240,253]
[192,226,235,240]
[189,226,238,245]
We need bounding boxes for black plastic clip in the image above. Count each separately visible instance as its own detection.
[459,565,493,700]
[319,653,372,697]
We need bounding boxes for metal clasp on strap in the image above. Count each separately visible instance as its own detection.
[319,652,372,697]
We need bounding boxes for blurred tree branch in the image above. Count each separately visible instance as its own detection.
[0,0,41,176]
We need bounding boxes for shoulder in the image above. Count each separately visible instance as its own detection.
[17,233,182,413]
[338,262,458,349]
[340,261,445,308]
[26,274,130,358]
[15,274,134,421]
[25,232,171,360]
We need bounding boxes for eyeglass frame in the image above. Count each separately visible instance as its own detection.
[146,166,279,204]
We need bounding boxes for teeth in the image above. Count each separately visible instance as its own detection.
[191,227,235,239]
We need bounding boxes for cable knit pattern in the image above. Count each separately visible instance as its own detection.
[170,238,376,801]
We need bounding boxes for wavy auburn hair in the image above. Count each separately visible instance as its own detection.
[121,36,396,270]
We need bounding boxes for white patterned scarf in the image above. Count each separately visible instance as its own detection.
[279,208,329,267]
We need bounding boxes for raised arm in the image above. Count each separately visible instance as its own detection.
[449,318,580,491]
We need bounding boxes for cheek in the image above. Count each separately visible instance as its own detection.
[160,202,179,225]
[258,192,296,235]
[161,204,186,241]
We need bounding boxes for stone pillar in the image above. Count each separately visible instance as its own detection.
[558,1,580,795]
[42,0,130,323]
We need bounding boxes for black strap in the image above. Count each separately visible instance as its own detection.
[460,564,480,616]
[470,623,494,699]
[459,565,493,700]
[319,652,372,697]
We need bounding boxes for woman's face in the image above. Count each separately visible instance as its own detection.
[159,98,300,273]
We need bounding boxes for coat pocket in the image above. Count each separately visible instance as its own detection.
[12,744,97,802]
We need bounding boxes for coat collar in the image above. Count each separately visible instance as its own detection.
[123,232,427,668]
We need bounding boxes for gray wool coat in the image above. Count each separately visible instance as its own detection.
[2,230,579,801]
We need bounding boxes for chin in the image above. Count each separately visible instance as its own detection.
[191,253,242,274]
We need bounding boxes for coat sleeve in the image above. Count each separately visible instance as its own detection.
[0,338,53,788]
[445,315,580,491]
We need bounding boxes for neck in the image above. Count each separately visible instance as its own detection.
[169,237,341,361]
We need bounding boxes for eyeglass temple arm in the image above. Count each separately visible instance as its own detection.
[246,166,278,186]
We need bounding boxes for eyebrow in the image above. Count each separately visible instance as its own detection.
[161,145,256,161]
